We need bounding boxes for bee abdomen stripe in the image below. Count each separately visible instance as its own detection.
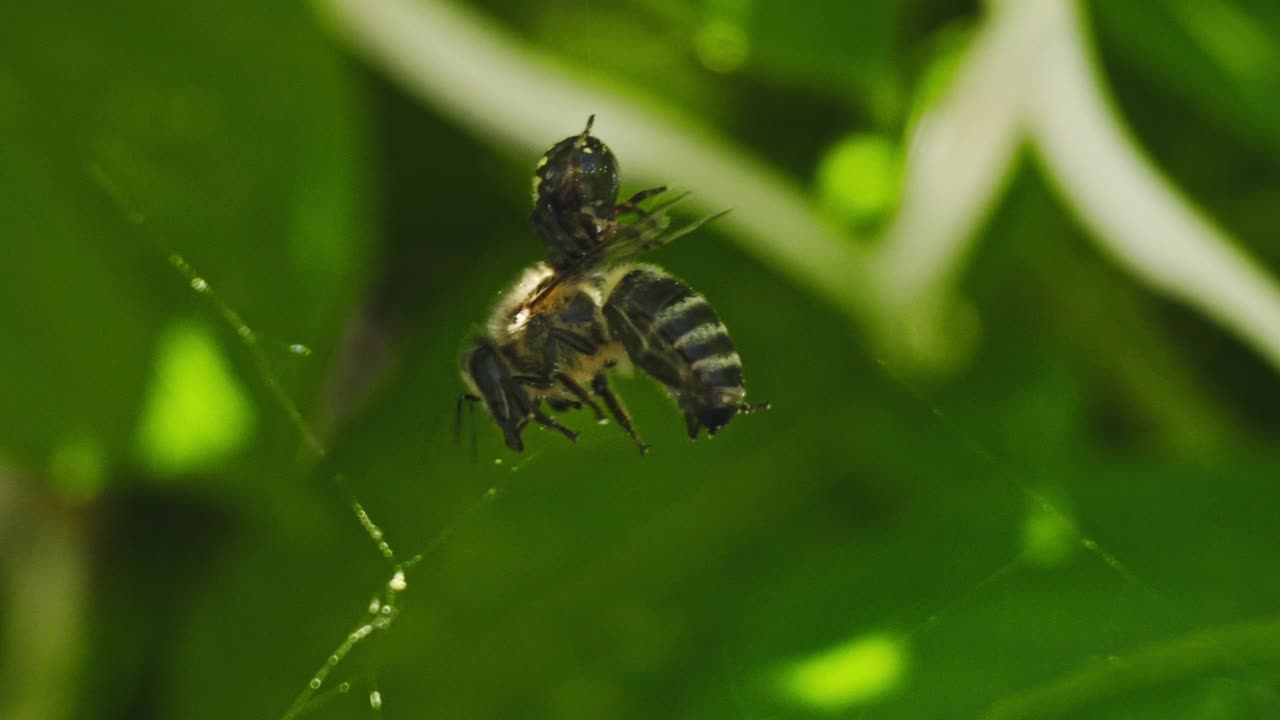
[616,272,694,318]
[656,301,719,339]
[673,323,735,362]
[672,322,723,349]
[654,295,705,326]
[690,352,741,373]
[691,353,744,388]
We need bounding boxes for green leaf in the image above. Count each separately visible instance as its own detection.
[1091,0,1280,159]
[0,0,370,481]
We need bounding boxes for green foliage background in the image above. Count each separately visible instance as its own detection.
[2,1,1279,718]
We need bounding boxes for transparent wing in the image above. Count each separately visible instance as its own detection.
[575,192,731,274]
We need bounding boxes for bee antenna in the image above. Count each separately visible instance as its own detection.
[455,393,482,462]
[468,400,479,462]
[454,394,467,445]
[583,114,596,135]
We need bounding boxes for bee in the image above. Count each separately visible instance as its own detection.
[459,117,764,453]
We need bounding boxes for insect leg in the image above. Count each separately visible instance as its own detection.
[531,406,579,443]
[591,373,649,453]
[552,371,606,421]
[455,393,480,443]
[511,375,556,389]
[546,397,583,413]
[454,394,482,461]
[613,186,667,217]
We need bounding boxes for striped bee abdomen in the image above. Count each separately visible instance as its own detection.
[603,266,747,438]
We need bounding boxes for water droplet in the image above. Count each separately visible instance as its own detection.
[380,605,393,615]
[369,691,383,710]
[493,458,503,465]
[485,487,499,500]
[389,569,407,592]
[309,678,322,690]
[1081,538,1099,551]
[338,682,350,693]
[288,343,312,356]
[237,326,252,339]
[328,654,340,665]
[190,277,208,292]
[597,418,609,425]
[368,598,382,614]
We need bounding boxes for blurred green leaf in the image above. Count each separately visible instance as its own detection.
[0,0,371,480]
[1092,0,1280,159]
[3,2,1280,720]
[700,0,899,100]
[134,320,254,476]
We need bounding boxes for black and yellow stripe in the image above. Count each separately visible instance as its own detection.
[603,266,746,437]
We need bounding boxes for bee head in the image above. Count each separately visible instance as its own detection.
[460,339,530,452]
[532,115,619,217]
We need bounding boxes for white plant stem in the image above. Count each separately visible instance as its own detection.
[321,0,865,312]
[1028,0,1280,368]
[318,0,1280,373]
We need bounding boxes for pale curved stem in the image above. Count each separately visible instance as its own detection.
[318,0,1280,375]
[869,0,1050,314]
[319,0,866,312]
[1027,0,1280,369]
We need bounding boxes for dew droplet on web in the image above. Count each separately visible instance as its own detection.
[309,678,322,690]
[338,682,350,693]
[288,343,312,356]
[190,277,209,293]
[369,691,383,710]
[368,598,382,614]
[389,569,407,592]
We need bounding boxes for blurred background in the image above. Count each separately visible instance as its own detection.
[3,0,1280,718]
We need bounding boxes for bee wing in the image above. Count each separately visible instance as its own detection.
[587,193,731,270]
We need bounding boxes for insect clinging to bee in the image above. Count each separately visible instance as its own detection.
[458,116,766,453]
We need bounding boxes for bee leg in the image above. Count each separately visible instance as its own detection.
[682,409,702,440]
[454,393,480,444]
[613,186,667,217]
[511,375,555,390]
[591,373,649,454]
[740,401,771,413]
[546,397,582,413]
[552,371,606,422]
[531,406,579,443]
[455,393,482,461]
